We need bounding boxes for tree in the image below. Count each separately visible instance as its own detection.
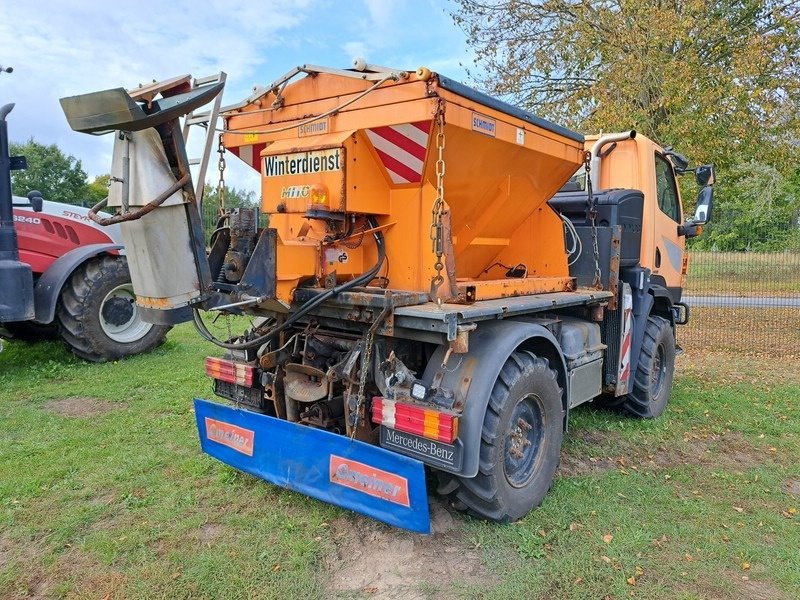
[200,184,260,242]
[693,163,800,251]
[85,174,111,204]
[452,1,800,173]
[10,138,89,204]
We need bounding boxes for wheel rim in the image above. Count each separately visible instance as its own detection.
[503,394,546,488]
[99,284,153,343]
[650,343,667,397]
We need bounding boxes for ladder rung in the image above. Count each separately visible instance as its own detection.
[185,114,210,125]
[194,74,223,86]
[188,158,201,166]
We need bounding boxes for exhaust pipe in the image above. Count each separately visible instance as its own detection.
[589,130,636,191]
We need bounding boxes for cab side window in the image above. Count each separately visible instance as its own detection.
[655,153,681,223]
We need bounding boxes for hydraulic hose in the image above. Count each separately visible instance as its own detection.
[193,216,387,350]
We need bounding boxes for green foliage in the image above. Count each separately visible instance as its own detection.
[85,173,111,204]
[693,164,800,251]
[200,184,260,242]
[9,138,89,204]
[453,1,800,248]
[453,1,800,173]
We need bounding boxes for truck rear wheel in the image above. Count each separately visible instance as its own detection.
[439,351,564,522]
[621,315,675,418]
[57,255,171,362]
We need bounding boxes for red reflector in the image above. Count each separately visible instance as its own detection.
[371,396,458,444]
[204,357,255,387]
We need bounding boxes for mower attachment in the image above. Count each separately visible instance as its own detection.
[193,398,431,533]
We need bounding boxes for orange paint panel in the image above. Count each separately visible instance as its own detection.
[204,417,255,456]
[223,68,587,301]
[329,455,410,507]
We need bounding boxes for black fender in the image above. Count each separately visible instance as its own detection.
[33,243,122,324]
[649,283,676,325]
[421,320,568,478]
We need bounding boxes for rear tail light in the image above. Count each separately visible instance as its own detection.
[205,357,255,386]
[371,397,458,444]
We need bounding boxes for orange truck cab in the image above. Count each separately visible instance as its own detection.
[60,63,715,533]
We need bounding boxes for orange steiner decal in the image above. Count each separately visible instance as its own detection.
[204,418,255,457]
[329,455,410,507]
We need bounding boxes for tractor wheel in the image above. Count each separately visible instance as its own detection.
[57,255,171,362]
[438,351,564,522]
[621,315,675,419]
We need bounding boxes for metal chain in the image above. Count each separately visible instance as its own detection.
[429,106,446,293]
[349,330,375,439]
[349,299,393,439]
[584,151,603,288]
[217,133,226,214]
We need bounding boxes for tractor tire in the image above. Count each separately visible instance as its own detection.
[620,315,675,419]
[56,255,171,362]
[1,320,59,341]
[438,351,564,523]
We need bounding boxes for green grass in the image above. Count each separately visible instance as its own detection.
[685,250,800,296]
[1,328,799,599]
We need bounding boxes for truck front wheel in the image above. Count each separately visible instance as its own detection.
[621,315,675,418]
[439,351,564,522]
[57,255,171,362]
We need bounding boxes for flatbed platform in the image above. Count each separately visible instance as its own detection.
[293,287,613,342]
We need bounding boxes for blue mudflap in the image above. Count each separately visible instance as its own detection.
[193,398,431,534]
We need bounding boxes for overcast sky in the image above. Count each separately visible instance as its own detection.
[1,0,471,193]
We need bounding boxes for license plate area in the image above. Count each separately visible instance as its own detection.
[380,427,463,471]
[213,379,263,409]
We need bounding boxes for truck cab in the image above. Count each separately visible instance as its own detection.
[589,133,689,303]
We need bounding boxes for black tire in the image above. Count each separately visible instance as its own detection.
[621,315,675,419]
[56,255,171,362]
[1,320,59,341]
[438,351,564,523]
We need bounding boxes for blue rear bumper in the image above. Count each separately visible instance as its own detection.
[194,398,431,533]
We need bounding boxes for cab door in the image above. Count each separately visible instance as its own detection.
[651,152,684,300]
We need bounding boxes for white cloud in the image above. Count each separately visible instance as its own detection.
[0,0,472,194]
[0,0,318,187]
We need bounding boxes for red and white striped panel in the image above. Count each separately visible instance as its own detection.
[365,121,431,184]
[228,143,267,172]
[616,287,634,396]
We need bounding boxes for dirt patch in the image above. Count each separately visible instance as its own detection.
[675,574,790,600]
[45,396,126,417]
[326,498,494,599]
[558,429,769,478]
[734,577,790,600]
[199,523,224,542]
[783,478,800,497]
[557,429,622,476]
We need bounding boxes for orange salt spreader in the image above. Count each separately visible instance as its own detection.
[220,64,585,307]
[59,62,714,533]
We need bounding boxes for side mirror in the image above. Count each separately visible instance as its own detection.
[694,186,713,225]
[666,149,689,173]
[27,190,43,212]
[695,164,715,187]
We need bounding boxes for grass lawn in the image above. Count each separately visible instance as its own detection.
[1,326,798,599]
[685,251,800,296]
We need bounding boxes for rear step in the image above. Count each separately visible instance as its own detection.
[193,398,431,533]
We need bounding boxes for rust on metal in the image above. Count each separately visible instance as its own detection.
[88,173,190,226]
[590,304,605,322]
[284,363,329,403]
[607,225,622,310]
[454,276,574,303]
